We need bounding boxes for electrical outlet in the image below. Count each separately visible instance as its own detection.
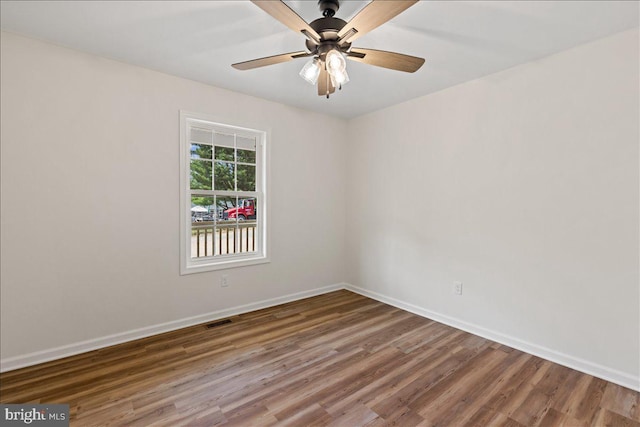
[453,281,463,295]
[220,275,229,288]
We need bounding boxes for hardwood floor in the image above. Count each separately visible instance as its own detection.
[1,290,638,426]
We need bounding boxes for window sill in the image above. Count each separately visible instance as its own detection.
[180,255,270,275]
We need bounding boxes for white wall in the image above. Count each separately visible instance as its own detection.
[0,32,347,363]
[346,28,639,387]
[2,27,638,389]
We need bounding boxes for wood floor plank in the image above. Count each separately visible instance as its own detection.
[600,381,640,421]
[487,358,552,417]
[466,405,508,426]
[510,363,572,426]
[432,351,533,426]
[592,408,640,427]
[537,408,588,427]
[275,403,332,426]
[560,376,608,424]
[409,347,501,415]
[1,290,638,426]
[370,341,477,418]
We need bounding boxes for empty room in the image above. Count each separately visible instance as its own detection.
[0,1,638,426]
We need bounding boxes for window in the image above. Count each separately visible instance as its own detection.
[180,112,268,274]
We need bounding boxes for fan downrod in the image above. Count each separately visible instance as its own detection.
[318,0,339,17]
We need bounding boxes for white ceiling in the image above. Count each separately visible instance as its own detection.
[1,1,638,119]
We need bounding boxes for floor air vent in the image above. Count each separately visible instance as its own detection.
[205,319,232,329]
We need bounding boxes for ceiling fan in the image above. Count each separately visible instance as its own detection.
[232,0,425,98]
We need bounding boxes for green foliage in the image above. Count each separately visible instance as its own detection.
[214,162,235,190]
[215,146,234,161]
[237,149,256,163]
[190,143,256,200]
[190,159,212,190]
[237,164,256,191]
[192,144,212,159]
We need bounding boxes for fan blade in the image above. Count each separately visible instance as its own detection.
[337,0,418,44]
[317,66,336,97]
[347,48,425,73]
[252,1,321,44]
[232,51,310,70]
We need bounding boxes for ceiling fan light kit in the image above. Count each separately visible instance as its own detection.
[232,0,425,99]
[299,58,321,85]
[325,49,346,73]
[325,48,349,89]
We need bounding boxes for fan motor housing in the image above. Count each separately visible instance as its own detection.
[305,17,349,52]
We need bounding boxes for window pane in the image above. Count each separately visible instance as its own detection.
[191,128,212,144]
[237,135,256,151]
[237,164,256,191]
[190,196,215,222]
[237,149,256,164]
[238,197,258,254]
[214,161,235,191]
[216,196,237,256]
[215,146,234,162]
[239,197,257,221]
[217,196,237,222]
[190,159,212,190]
[191,144,212,160]
[191,196,215,259]
[215,196,258,255]
[213,132,234,148]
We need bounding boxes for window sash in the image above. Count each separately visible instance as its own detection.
[180,112,268,274]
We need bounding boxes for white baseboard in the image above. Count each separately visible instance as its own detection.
[344,283,640,392]
[4,282,638,393]
[0,283,345,373]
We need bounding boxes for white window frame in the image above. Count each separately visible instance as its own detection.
[180,111,269,274]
